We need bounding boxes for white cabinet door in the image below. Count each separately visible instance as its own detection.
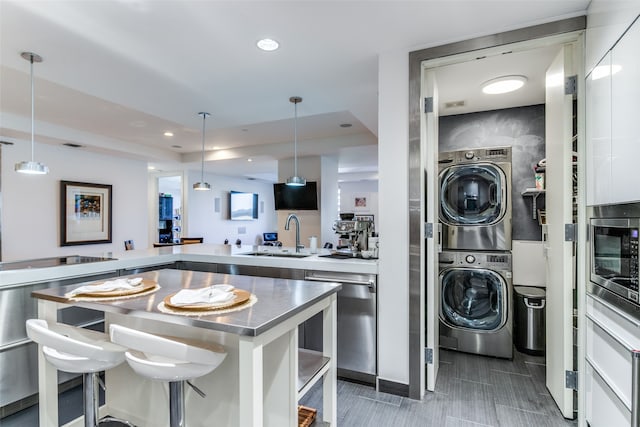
[611,18,640,203]
[585,51,612,206]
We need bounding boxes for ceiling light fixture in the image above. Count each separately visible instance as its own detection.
[163,131,174,137]
[193,112,211,191]
[481,75,527,95]
[257,38,279,51]
[15,52,49,175]
[286,96,305,187]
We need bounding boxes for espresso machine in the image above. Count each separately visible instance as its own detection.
[333,219,373,255]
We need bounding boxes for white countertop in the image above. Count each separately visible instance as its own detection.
[0,243,378,287]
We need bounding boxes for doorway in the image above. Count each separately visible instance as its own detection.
[147,173,185,246]
[408,17,586,420]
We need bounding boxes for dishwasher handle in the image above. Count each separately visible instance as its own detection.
[304,275,376,293]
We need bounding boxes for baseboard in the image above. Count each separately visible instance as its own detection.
[377,378,410,397]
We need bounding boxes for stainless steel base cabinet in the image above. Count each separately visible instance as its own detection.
[301,271,377,384]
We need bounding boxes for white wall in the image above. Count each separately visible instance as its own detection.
[378,48,410,385]
[339,180,379,222]
[2,141,148,261]
[186,171,277,246]
[321,155,339,247]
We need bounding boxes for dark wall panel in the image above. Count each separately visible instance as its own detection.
[439,105,545,241]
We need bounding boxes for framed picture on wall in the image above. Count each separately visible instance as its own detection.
[353,194,370,212]
[60,180,112,246]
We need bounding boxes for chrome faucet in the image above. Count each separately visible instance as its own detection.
[285,213,303,253]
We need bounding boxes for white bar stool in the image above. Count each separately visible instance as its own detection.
[25,319,128,427]
[109,324,227,427]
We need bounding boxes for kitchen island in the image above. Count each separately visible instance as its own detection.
[30,268,341,427]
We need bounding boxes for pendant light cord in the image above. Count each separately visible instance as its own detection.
[200,113,206,182]
[29,54,35,162]
[293,100,298,176]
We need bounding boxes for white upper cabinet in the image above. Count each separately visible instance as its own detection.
[611,19,640,204]
[586,51,612,206]
[586,16,640,206]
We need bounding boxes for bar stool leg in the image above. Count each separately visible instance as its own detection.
[169,381,185,427]
[83,372,99,427]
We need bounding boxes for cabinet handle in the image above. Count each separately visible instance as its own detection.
[633,350,640,427]
[304,276,376,292]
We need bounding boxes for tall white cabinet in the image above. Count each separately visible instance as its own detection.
[610,19,640,204]
[586,17,640,205]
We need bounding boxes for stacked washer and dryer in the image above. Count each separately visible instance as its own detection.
[437,146,514,359]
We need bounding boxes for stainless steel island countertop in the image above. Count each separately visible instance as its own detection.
[30,268,341,337]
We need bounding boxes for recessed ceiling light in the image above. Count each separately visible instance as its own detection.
[481,75,527,95]
[247,158,253,162]
[340,123,352,128]
[171,144,182,149]
[257,38,279,51]
[163,131,174,137]
[148,165,156,170]
[212,146,221,150]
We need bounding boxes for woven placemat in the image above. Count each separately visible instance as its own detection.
[68,285,161,302]
[157,294,258,316]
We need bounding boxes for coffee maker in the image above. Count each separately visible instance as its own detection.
[333,219,373,255]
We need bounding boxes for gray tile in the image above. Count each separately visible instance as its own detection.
[447,351,496,385]
[397,391,449,426]
[524,360,549,396]
[486,350,532,376]
[435,360,455,395]
[491,370,557,416]
[445,415,494,426]
[445,378,500,426]
[495,403,577,427]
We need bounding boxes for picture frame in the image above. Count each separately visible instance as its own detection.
[353,193,370,212]
[60,180,112,246]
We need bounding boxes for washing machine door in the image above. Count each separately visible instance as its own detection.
[439,163,507,226]
[440,267,507,331]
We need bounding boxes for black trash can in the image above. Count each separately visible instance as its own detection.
[513,286,546,355]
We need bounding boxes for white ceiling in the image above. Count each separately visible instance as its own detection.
[0,1,589,181]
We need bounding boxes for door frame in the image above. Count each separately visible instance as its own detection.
[407,16,586,400]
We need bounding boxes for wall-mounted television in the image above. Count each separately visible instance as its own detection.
[273,181,318,210]
[229,191,258,220]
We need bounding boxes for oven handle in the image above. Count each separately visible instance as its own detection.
[304,276,376,293]
[633,350,640,427]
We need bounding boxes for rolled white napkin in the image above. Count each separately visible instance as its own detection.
[170,284,235,306]
[65,277,144,298]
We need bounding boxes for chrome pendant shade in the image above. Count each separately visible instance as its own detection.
[193,112,211,191]
[286,96,306,187]
[15,52,49,175]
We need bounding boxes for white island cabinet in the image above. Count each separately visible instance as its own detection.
[31,269,341,427]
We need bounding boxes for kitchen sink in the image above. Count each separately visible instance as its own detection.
[240,251,311,258]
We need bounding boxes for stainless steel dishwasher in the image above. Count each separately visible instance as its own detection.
[301,270,377,384]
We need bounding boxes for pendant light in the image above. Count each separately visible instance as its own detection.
[286,96,306,187]
[193,112,211,191]
[15,52,49,175]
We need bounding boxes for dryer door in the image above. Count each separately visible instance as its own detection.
[439,163,507,226]
[440,267,507,331]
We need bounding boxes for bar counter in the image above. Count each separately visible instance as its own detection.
[31,269,341,427]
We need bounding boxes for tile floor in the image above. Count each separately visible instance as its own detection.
[299,348,577,426]
[2,348,577,426]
